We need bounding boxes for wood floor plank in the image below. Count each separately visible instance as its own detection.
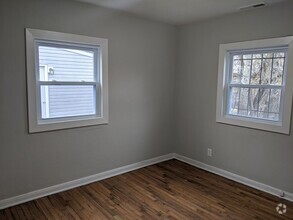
[0,159,292,219]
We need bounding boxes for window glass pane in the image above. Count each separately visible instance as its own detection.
[258,89,270,113]
[248,89,259,118]
[251,59,261,84]
[257,112,269,119]
[261,59,272,85]
[233,55,242,59]
[232,56,251,84]
[248,88,259,112]
[247,88,259,118]
[230,87,240,115]
[238,110,248,116]
[269,89,281,113]
[274,52,285,58]
[38,45,96,82]
[268,113,279,120]
[271,58,284,85]
[40,85,97,119]
[263,53,273,58]
[239,88,249,111]
[253,54,262,59]
[243,54,252,59]
[241,60,251,84]
[232,59,241,83]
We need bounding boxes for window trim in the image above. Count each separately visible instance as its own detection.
[26,28,109,133]
[216,36,293,134]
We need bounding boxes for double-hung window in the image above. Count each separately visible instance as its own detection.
[26,29,108,133]
[216,37,293,134]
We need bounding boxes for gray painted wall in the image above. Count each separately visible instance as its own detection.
[175,2,293,193]
[0,0,176,200]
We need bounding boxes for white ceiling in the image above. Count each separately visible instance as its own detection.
[75,0,288,25]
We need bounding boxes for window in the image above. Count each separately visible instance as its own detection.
[216,37,293,134]
[26,29,108,133]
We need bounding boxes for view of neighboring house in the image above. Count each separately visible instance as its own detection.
[39,46,96,119]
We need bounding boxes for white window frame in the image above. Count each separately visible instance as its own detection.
[216,36,293,134]
[26,28,109,133]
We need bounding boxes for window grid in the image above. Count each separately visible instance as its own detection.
[227,49,287,122]
[230,89,282,113]
[229,88,282,120]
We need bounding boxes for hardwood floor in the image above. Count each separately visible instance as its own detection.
[1,159,292,219]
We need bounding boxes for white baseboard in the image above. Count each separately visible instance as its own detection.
[1,152,292,210]
[0,153,174,210]
[173,154,293,202]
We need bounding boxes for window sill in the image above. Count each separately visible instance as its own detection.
[29,116,109,133]
[216,114,290,134]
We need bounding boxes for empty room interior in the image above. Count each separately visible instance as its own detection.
[1,0,293,219]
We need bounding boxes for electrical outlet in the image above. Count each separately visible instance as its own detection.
[207,148,212,157]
